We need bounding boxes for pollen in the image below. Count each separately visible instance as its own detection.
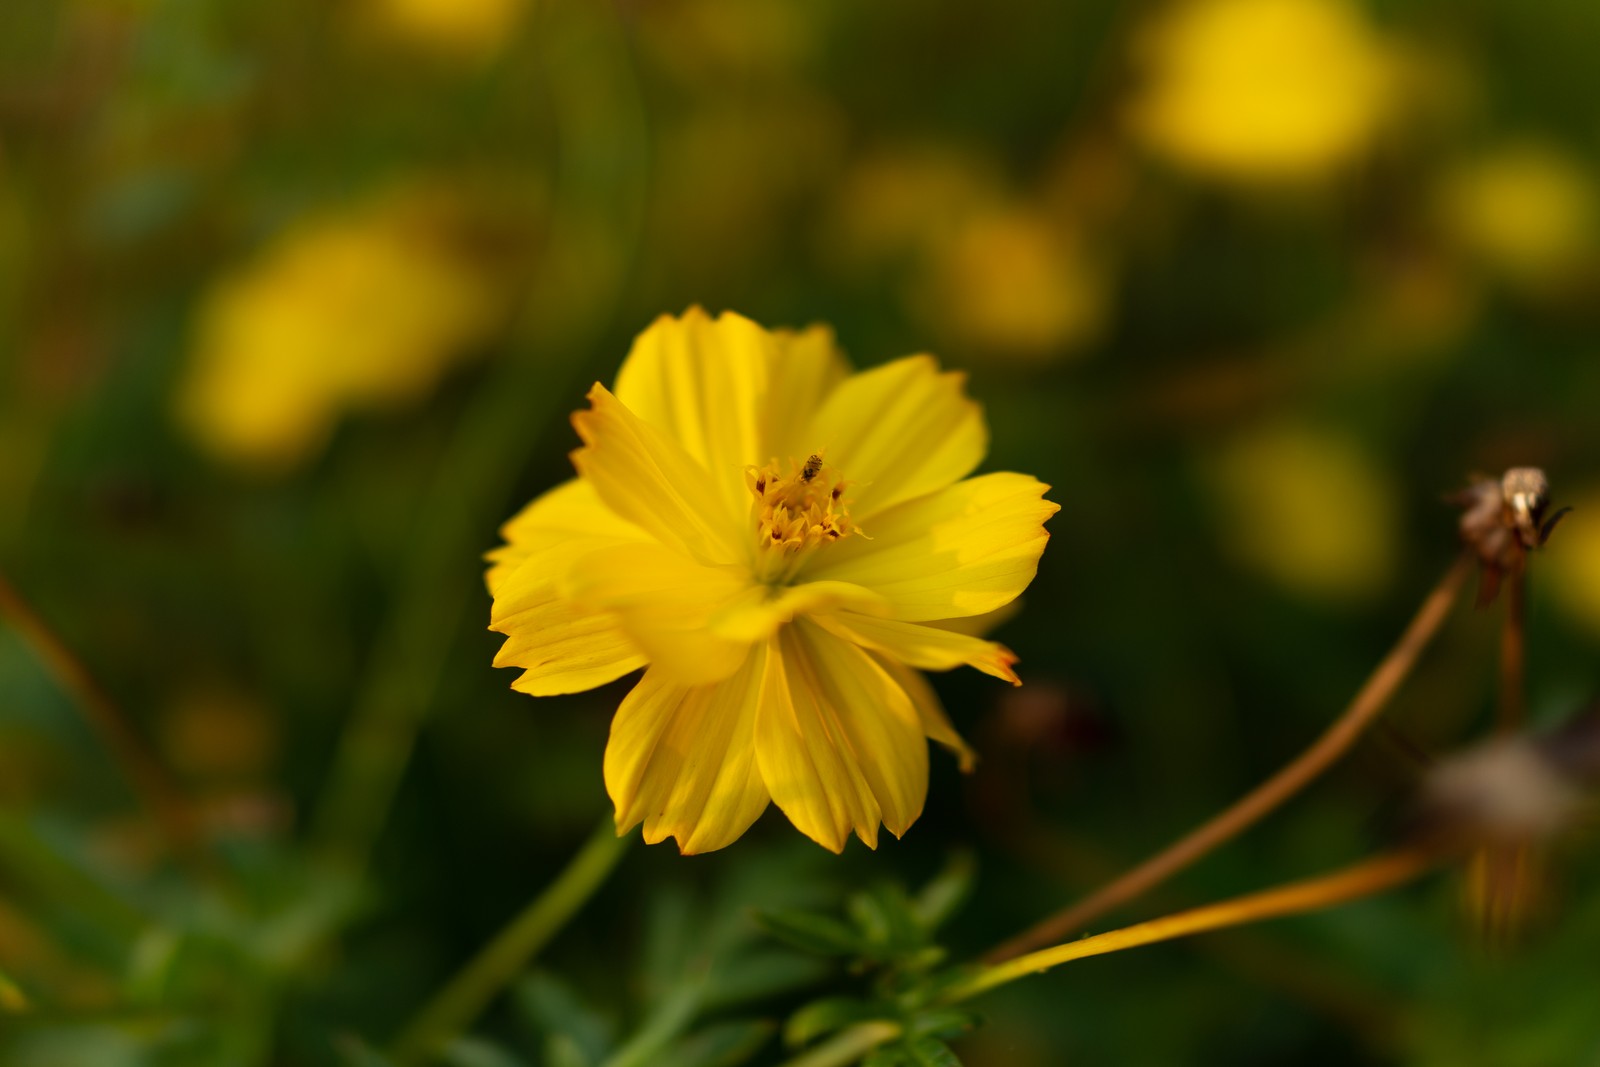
[745,454,859,569]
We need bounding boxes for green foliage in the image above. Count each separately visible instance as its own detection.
[757,857,984,1065]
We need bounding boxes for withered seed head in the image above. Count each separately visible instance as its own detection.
[1501,467,1551,550]
[1451,466,1567,605]
[1410,734,1588,851]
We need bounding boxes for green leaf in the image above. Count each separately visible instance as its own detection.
[904,1009,980,1043]
[783,997,892,1048]
[700,948,833,1012]
[902,1037,962,1067]
[333,1036,399,1067]
[911,853,976,933]
[862,1049,912,1067]
[513,972,614,1067]
[847,885,925,958]
[751,909,865,957]
[653,1020,775,1067]
[442,1037,531,1067]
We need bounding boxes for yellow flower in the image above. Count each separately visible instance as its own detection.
[1545,490,1600,639]
[1126,0,1393,182]
[1206,422,1398,603]
[487,309,1058,854]
[1436,143,1598,287]
[355,0,527,57]
[914,207,1108,361]
[176,192,498,472]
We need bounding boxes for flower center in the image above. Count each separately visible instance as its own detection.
[745,452,859,583]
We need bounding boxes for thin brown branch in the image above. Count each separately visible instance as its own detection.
[0,571,200,858]
[1498,568,1526,733]
[986,552,1472,963]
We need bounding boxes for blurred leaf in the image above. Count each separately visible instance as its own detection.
[513,972,614,1067]
[750,909,865,958]
[442,1036,531,1067]
[862,1036,964,1067]
[334,1036,399,1067]
[598,970,704,1067]
[901,1037,963,1067]
[652,1020,774,1067]
[640,884,698,1001]
[783,997,889,1048]
[699,947,832,1013]
[909,853,975,934]
[904,1009,979,1044]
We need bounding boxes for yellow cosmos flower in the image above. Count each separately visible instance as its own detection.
[1126,0,1393,182]
[487,309,1058,854]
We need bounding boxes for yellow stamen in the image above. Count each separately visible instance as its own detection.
[745,453,859,582]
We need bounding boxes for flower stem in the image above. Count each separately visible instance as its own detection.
[1475,566,1535,947]
[986,552,1471,963]
[1498,568,1526,733]
[391,818,629,1066]
[774,1021,904,1067]
[946,848,1437,1004]
[0,571,201,862]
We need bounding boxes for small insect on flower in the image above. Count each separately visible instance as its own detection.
[485,308,1058,854]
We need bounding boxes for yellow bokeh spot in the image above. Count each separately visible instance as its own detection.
[824,146,1003,272]
[1126,0,1394,182]
[1436,143,1597,286]
[176,189,499,473]
[1207,423,1398,602]
[357,0,527,57]
[915,208,1108,361]
[1545,490,1600,638]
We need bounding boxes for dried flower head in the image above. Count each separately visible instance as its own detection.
[1451,467,1569,604]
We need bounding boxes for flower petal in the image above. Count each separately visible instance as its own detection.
[570,383,743,565]
[871,653,977,773]
[485,477,643,595]
[488,478,649,695]
[563,541,759,687]
[491,593,648,696]
[709,580,889,644]
[803,354,987,520]
[810,611,1020,685]
[755,621,928,852]
[605,646,770,855]
[614,308,850,525]
[801,472,1059,621]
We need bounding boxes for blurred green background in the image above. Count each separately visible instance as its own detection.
[4,0,1600,1064]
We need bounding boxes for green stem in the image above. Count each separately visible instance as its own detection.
[391,819,629,1066]
[775,1022,903,1067]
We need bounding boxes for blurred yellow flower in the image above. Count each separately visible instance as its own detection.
[915,208,1108,361]
[1545,491,1600,638]
[1126,0,1393,182]
[177,194,498,472]
[356,0,527,57]
[1436,143,1597,287]
[487,309,1058,854]
[823,146,1003,273]
[1207,423,1398,602]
